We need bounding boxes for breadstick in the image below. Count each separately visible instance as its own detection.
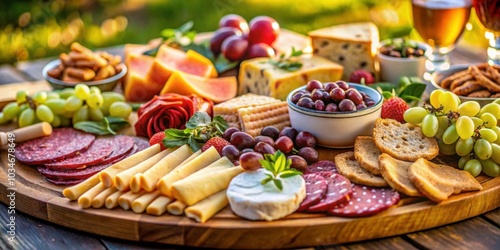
[452,81,483,96]
[105,190,127,209]
[74,59,98,68]
[59,53,74,66]
[486,66,500,84]
[449,74,473,90]
[468,90,491,98]
[441,70,469,89]
[146,196,173,216]
[132,190,161,214]
[92,186,117,208]
[61,70,81,83]
[65,67,96,81]
[139,145,193,192]
[118,190,146,210]
[71,42,93,54]
[185,190,228,223]
[78,183,107,208]
[114,148,175,191]
[491,93,500,98]
[68,51,92,61]
[470,65,500,92]
[63,174,100,200]
[99,144,161,187]
[167,200,187,215]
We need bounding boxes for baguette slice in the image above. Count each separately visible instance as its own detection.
[373,118,439,162]
[335,151,387,187]
[408,158,482,202]
[354,136,382,175]
[378,153,422,197]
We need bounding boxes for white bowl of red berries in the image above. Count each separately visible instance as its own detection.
[287,80,383,148]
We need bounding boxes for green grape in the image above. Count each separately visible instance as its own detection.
[458,155,471,170]
[455,138,474,156]
[438,139,456,155]
[89,107,104,121]
[480,113,497,128]
[18,108,35,127]
[479,128,498,143]
[46,92,60,100]
[438,91,459,112]
[51,114,61,127]
[16,90,27,104]
[86,93,104,109]
[479,103,500,119]
[36,104,54,123]
[491,143,500,164]
[74,84,90,100]
[457,101,480,117]
[101,92,125,114]
[492,126,500,145]
[32,91,47,104]
[464,159,482,177]
[429,89,444,109]
[443,123,460,144]
[89,86,101,95]
[456,116,475,139]
[474,138,492,160]
[2,102,20,121]
[65,96,83,112]
[109,101,132,118]
[421,113,439,137]
[59,116,71,127]
[0,113,8,125]
[471,117,484,130]
[435,115,449,139]
[72,106,89,124]
[495,98,500,105]
[59,88,75,99]
[62,111,75,119]
[17,104,28,119]
[45,99,66,115]
[404,107,428,124]
[479,158,500,177]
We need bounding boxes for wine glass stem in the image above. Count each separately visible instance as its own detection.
[488,36,500,65]
[425,49,450,73]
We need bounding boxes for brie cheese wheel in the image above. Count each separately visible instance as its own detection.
[227,169,306,221]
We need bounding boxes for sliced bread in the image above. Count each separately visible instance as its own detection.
[354,136,382,175]
[335,151,387,187]
[378,153,422,197]
[373,118,439,162]
[408,158,482,202]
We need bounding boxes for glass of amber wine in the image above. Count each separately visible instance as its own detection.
[411,0,472,72]
[473,0,500,65]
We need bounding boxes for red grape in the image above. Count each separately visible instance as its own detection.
[241,148,254,153]
[210,27,242,55]
[295,131,317,149]
[239,152,264,171]
[221,35,249,61]
[279,127,298,141]
[221,145,240,162]
[324,82,339,92]
[306,80,323,92]
[345,88,363,105]
[314,100,325,111]
[325,103,338,112]
[366,99,376,107]
[247,43,276,59]
[330,88,345,102]
[339,99,356,112]
[260,126,280,140]
[223,127,240,141]
[297,97,314,109]
[291,92,304,104]
[298,147,319,164]
[287,155,308,171]
[230,131,256,149]
[248,16,280,45]
[274,136,294,154]
[254,141,276,155]
[254,135,274,146]
[336,81,350,91]
[219,14,249,33]
[356,102,367,110]
[311,89,324,102]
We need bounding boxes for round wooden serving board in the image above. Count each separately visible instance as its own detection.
[0,119,499,249]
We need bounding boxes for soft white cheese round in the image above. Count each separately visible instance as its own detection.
[227,168,306,221]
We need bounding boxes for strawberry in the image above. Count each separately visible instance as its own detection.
[349,69,375,85]
[149,131,167,150]
[201,137,231,155]
[381,97,409,123]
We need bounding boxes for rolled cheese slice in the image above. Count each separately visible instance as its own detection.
[227,169,306,221]
[185,189,228,223]
[132,190,161,214]
[92,186,118,208]
[146,196,173,216]
[105,190,126,209]
[167,200,187,215]
[63,174,100,200]
[78,183,107,208]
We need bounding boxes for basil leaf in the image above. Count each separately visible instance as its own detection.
[128,103,142,111]
[106,117,130,132]
[369,83,397,93]
[214,55,239,74]
[74,121,114,135]
[399,83,426,102]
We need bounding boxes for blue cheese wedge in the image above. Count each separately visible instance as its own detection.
[226,168,306,221]
[238,55,343,100]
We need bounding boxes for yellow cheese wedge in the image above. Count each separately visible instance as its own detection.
[185,189,228,223]
[146,196,173,216]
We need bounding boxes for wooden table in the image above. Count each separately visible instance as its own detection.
[0,44,499,250]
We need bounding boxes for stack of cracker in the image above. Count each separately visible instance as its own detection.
[214,94,291,136]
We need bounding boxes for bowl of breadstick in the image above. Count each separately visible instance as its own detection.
[430,63,500,106]
[42,42,127,91]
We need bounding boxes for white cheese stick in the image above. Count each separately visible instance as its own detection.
[99,144,161,187]
[167,200,187,215]
[129,174,142,193]
[92,186,118,208]
[146,196,173,216]
[63,174,100,200]
[78,183,107,208]
[118,190,146,210]
[185,189,228,223]
[131,190,160,214]
[105,190,127,209]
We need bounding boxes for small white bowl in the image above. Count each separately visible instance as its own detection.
[287,83,383,148]
[378,39,429,84]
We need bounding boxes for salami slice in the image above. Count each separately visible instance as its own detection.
[305,160,338,174]
[307,172,353,212]
[38,163,111,180]
[328,184,400,217]
[44,137,114,169]
[45,178,84,186]
[99,135,135,164]
[297,174,328,212]
[15,128,95,165]
[132,136,150,152]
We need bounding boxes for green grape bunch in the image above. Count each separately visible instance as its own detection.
[403,89,500,178]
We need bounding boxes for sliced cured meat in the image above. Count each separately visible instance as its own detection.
[307,172,353,212]
[44,137,114,169]
[132,136,150,152]
[99,135,135,164]
[15,128,95,165]
[38,163,111,180]
[328,184,400,217]
[297,174,328,212]
[304,160,338,174]
[45,177,84,186]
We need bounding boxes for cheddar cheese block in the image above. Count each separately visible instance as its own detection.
[309,22,379,80]
[238,55,343,100]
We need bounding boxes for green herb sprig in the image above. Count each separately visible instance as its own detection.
[260,151,302,191]
[268,47,304,72]
[143,21,196,57]
[162,111,228,151]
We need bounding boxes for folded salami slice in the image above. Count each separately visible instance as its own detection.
[297,173,328,212]
[328,184,400,217]
[45,178,84,186]
[99,135,135,164]
[304,160,338,174]
[307,171,353,212]
[44,137,114,169]
[15,128,95,165]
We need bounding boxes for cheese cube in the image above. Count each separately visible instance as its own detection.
[308,22,379,81]
[238,55,343,100]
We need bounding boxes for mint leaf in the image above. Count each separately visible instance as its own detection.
[74,118,116,135]
[261,175,273,185]
[186,112,211,129]
[177,21,194,34]
[273,179,283,191]
[187,136,200,151]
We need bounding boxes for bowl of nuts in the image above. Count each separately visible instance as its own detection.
[43,42,127,91]
[377,38,429,84]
